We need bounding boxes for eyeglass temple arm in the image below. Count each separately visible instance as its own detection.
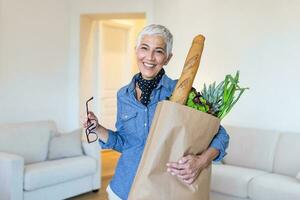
[86,97,94,122]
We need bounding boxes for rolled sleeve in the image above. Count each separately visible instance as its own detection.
[98,129,126,153]
[99,129,117,149]
[209,125,229,162]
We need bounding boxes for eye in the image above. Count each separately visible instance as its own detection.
[139,46,148,50]
[155,49,165,55]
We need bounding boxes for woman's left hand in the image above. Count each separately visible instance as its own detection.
[166,154,210,185]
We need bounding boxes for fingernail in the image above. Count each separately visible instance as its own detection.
[167,168,170,172]
[179,160,183,164]
[171,172,175,176]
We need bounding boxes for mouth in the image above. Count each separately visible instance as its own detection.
[143,62,156,68]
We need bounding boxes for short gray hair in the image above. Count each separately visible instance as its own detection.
[136,24,173,57]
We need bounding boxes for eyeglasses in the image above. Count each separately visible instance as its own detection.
[85,97,98,143]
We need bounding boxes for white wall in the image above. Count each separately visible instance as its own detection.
[1,0,299,133]
[152,0,300,132]
[0,0,152,131]
[79,16,96,119]
[0,0,70,130]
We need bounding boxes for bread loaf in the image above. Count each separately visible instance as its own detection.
[169,35,205,104]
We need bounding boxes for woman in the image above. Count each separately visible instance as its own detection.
[84,24,229,200]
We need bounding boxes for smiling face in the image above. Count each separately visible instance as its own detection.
[136,35,172,80]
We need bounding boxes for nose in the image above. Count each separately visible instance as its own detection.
[145,50,155,61]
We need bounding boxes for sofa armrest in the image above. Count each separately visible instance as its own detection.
[0,152,24,200]
[82,140,101,189]
[296,171,300,181]
[82,140,101,159]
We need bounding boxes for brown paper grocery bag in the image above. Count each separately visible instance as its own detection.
[128,100,220,200]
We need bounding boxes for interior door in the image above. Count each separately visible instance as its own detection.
[97,21,133,130]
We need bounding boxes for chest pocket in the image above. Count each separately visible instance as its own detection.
[120,112,137,134]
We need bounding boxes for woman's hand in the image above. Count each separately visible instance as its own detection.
[82,111,99,130]
[81,111,109,143]
[166,154,209,185]
[166,147,219,185]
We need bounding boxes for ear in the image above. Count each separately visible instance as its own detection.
[164,53,173,65]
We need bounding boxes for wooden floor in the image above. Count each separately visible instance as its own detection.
[68,176,112,200]
[68,150,120,200]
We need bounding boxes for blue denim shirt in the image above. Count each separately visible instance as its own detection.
[99,73,229,200]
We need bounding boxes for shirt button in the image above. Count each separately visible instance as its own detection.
[124,115,128,119]
[144,123,147,127]
[144,109,147,112]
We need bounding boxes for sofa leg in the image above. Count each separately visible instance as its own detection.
[92,189,99,193]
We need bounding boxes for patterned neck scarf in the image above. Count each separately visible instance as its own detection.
[137,68,165,106]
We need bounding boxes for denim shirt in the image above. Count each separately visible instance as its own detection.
[99,73,229,200]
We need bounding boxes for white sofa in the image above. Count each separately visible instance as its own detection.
[0,121,101,200]
[211,125,300,200]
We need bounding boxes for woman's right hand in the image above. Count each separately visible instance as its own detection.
[82,111,109,143]
[83,111,100,131]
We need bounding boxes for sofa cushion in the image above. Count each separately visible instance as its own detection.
[48,129,83,160]
[273,132,300,177]
[24,156,97,191]
[211,164,268,198]
[210,192,248,200]
[223,125,280,172]
[0,121,56,164]
[248,173,300,200]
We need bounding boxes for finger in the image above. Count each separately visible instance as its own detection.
[178,155,193,164]
[88,120,97,130]
[88,114,99,123]
[183,174,198,184]
[87,113,95,119]
[183,169,201,184]
[168,166,194,176]
[80,115,88,124]
[88,111,94,115]
[168,161,193,172]
[83,121,88,128]
[166,162,186,170]
[184,177,196,185]
[80,116,89,128]
[87,111,97,119]
[177,172,196,179]
[167,168,186,176]
[169,163,196,176]
[167,168,176,176]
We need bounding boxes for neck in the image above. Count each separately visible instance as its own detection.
[141,76,154,80]
[140,68,165,81]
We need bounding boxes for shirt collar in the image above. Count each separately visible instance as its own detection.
[126,71,171,94]
[127,73,139,94]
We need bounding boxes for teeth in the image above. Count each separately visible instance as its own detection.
[144,63,156,68]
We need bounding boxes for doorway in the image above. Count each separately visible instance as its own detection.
[79,14,146,177]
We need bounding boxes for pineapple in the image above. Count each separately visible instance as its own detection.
[201,81,224,115]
